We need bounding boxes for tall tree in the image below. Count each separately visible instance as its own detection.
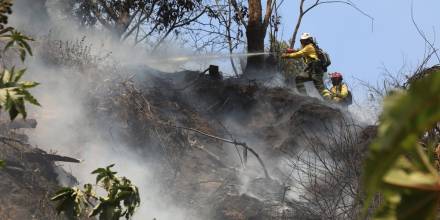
[230,0,274,74]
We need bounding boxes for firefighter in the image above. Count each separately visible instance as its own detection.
[281,33,327,96]
[322,72,352,106]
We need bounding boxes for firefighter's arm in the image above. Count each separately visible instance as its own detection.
[282,45,314,59]
[322,89,332,100]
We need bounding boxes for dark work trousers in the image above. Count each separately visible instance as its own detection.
[295,61,325,95]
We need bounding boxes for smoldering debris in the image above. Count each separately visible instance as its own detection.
[18,39,373,218]
[0,28,372,219]
[2,2,377,219]
[85,68,371,219]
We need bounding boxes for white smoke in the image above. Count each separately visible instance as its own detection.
[10,1,203,219]
[8,1,381,219]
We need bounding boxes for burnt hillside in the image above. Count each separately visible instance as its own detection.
[0,63,375,219]
[89,68,374,219]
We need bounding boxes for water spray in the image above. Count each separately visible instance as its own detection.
[147,52,271,64]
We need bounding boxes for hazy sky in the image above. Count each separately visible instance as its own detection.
[277,0,440,96]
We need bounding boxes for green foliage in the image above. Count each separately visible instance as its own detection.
[363,70,440,220]
[0,0,39,120]
[0,67,40,120]
[51,164,141,220]
[0,159,4,168]
[51,187,90,220]
[0,27,34,61]
[92,164,118,190]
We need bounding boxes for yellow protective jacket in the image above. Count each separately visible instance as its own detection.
[322,83,349,103]
[284,44,319,64]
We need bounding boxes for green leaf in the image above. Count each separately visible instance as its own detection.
[0,160,5,168]
[0,27,14,35]
[51,186,87,219]
[0,67,40,121]
[19,48,25,61]
[384,161,439,190]
[0,89,7,105]
[363,70,440,218]
[3,40,13,51]
[51,188,75,201]
[91,167,106,175]
[21,89,41,106]
[8,104,18,120]
[2,69,11,82]
[18,40,32,56]
[92,164,117,184]
[12,68,26,82]
[52,165,140,219]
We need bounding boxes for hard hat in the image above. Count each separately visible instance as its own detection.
[330,72,343,79]
[300,33,313,40]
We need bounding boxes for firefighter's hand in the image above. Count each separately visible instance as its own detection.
[281,53,290,58]
[285,48,295,53]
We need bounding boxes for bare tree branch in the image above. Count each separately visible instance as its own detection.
[411,0,440,63]
[230,0,248,27]
[164,123,271,179]
[291,0,373,48]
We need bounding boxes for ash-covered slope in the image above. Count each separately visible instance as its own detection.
[0,65,374,219]
[96,69,374,219]
[0,120,78,219]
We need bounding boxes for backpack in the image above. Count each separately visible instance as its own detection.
[314,45,331,72]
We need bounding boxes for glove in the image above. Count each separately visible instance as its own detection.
[285,48,295,53]
[281,53,290,58]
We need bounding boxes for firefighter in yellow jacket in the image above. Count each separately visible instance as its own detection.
[322,72,351,105]
[281,33,325,95]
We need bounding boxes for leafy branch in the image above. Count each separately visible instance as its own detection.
[51,164,141,220]
[0,0,39,120]
[0,67,40,119]
[0,27,33,60]
[363,69,440,220]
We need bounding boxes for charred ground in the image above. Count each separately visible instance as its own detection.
[89,68,375,219]
[0,56,375,219]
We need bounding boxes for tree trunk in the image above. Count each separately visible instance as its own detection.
[244,0,265,75]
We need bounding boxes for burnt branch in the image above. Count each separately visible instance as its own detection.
[165,123,271,179]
